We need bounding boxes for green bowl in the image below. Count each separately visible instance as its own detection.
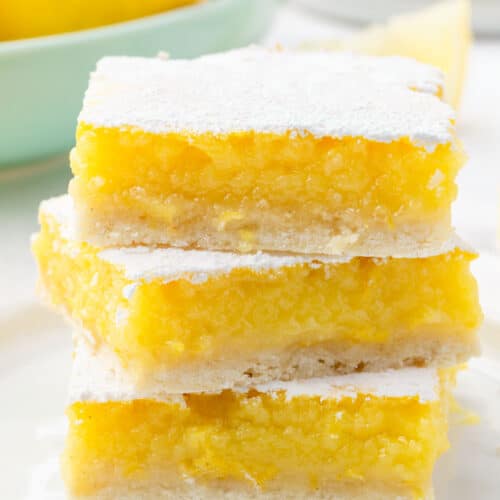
[0,0,276,168]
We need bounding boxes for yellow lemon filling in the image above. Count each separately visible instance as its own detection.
[33,196,481,391]
[0,0,200,41]
[70,124,464,254]
[63,370,452,499]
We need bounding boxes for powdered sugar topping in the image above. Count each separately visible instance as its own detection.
[253,369,439,402]
[79,46,455,147]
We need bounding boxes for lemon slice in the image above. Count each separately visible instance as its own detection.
[304,0,471,109]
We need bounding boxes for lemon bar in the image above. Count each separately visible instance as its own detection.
[32,195,481,392]
[70,47,463,256]
[63,339,452,500]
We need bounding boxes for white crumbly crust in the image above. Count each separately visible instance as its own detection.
[69,330,474,397]
[151,335,476,394]
[41,196,471,280]
[75,202,459,258]
[68,478,433,500]
[79,47,454,148]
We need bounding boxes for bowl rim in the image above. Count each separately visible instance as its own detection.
[0,0,233,55]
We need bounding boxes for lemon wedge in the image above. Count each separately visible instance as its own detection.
[304,0,471,109]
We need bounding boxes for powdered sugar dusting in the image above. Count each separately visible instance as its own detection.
[40,195,76,240]
[69,334,186,405]
[98,246,350,283]
[254,369,439,402]
[79,47,455,147]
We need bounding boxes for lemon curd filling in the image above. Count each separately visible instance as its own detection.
[69,48,462,255]
[65,395,446,499]
[33,196,481,392]
[63,349,453,500]
[70,125,463,254]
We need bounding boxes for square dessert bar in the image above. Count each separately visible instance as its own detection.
[63,339,453,500]
[32,196,481,393]
[70,47,463,256]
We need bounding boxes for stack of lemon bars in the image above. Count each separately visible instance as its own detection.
[32,47,482,499]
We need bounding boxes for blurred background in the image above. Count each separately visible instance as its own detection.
[1,1,499,498]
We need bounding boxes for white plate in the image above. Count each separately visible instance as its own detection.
[1,307,499,499]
